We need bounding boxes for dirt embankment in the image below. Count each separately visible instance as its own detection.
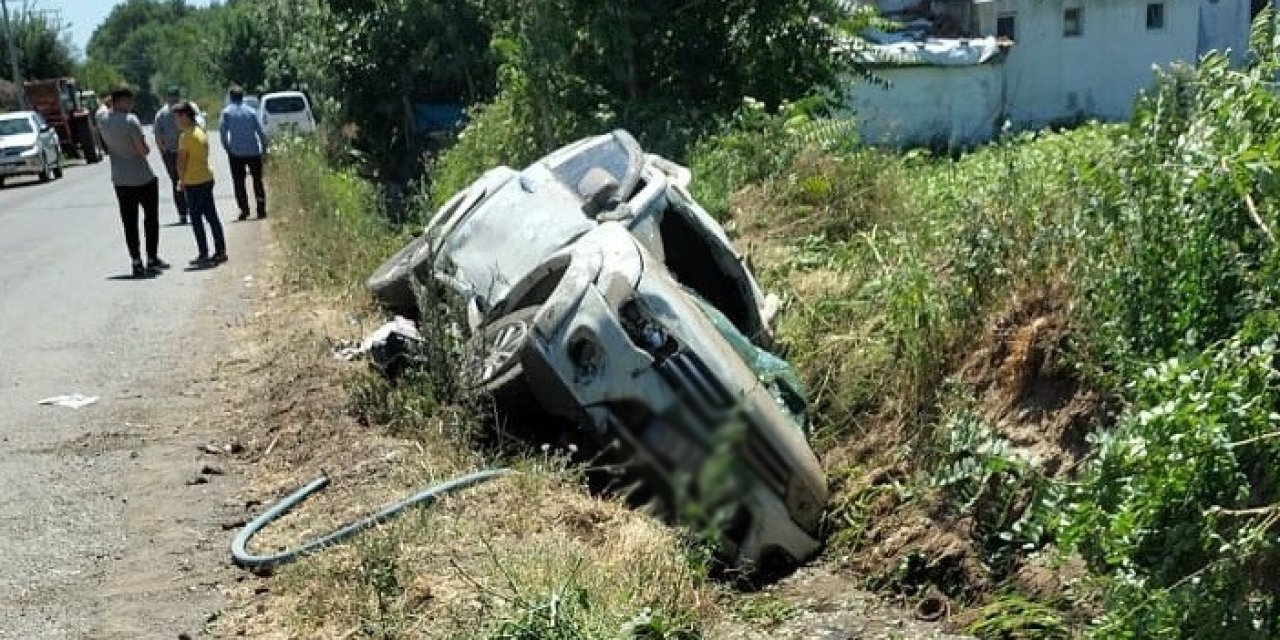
[206,228,979,638]
[823,287,1104,615]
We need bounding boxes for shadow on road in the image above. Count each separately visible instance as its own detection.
[105,272,158,281]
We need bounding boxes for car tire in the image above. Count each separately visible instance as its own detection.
[462,306,538,393]
[73,117,101,164]
[460,306,550,431]
[366,233,430,318]
[53,157,63,179]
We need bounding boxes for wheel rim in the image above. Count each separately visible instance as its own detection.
[470,320,529,385]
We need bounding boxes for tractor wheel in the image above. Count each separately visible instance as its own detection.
[71,116,101,164]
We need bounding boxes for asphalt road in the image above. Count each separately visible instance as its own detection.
[0,135,264,638]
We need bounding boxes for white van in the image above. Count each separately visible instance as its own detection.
[259,91,316,136]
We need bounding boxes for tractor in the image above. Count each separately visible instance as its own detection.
[23,78,103,164]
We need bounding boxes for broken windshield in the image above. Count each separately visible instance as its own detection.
[540,129,645,202]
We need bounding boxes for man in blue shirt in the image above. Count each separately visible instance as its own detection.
[219,85,269,220]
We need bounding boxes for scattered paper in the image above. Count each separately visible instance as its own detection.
[38,394,99,409]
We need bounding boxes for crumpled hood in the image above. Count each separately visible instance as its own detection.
[0,133,38,150]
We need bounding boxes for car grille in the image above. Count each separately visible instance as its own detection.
[654,350,792,498]
[1,147,25,158]
[743,430,790,498]
[656,350,735,422]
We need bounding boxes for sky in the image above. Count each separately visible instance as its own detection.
[24,0,214,57]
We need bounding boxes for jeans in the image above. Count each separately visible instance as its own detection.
[228,154,265,217]
[185,181,225,258]
[160,151,188,218]
[114,179,160,262]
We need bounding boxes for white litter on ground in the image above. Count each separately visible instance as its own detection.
[333,316,423,361]
[37,394,100,409]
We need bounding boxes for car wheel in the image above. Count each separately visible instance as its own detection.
[365,233,430,318]
[460,306,551,431]
[53,156,63,179]
[462,306,537,392]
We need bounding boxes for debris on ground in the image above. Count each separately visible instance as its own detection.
[333,316,426,379]
[37,393,99,409]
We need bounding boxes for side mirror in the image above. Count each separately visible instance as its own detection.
[40,124,51,132]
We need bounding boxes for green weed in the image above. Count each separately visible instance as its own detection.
[966,594,1072,640]
[268,137,409,301]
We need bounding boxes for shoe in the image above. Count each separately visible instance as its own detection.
[237,212,249,221]
[189,256,214,268]
[211,252,228,264]
[256,212,267,219]
[147,257,171,270]
[131,260,145,278]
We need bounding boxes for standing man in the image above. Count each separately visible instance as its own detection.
[98,87,169,278]
[154,87,187,225]
[219,85,268,220]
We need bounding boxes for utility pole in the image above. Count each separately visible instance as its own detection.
[0,0,25,108]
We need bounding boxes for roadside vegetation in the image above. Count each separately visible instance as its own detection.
[212,0,1280,638]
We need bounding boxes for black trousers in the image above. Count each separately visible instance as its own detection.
[114,179,160,262]
[228,154,266,217]
[161,151,188,217]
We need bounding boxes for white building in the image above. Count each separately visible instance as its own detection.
[844,0,1254,148]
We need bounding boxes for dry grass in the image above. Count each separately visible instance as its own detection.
[213,154,719,639]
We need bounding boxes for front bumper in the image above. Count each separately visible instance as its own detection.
[0,153,43,176]
[515,225,826,571]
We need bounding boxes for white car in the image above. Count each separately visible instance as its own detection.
[259,91,316,136]
[368,130,826,576]
[0,111,63,186]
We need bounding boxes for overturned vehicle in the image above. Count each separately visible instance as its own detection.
[367,130,826,575]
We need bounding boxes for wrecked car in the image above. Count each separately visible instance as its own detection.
[367,130,826,574]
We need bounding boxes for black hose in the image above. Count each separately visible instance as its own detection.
[231,468,511,568]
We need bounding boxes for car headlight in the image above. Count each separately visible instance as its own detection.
[567,332,605,383]
[20,146,39,157]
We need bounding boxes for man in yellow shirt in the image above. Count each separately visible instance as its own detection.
[175,102,226,268]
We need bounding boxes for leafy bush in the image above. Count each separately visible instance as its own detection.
[1057,326,1280,638]
[1073,46,1280,379]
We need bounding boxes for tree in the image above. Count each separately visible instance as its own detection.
[0,5,75,82]
[251,0,494,183]
[85,0,223,119]
[78,58,126,95]
[209,0,267,93]
[444,0,847,162]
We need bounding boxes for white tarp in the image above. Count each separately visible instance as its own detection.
[860,31,1003,67]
